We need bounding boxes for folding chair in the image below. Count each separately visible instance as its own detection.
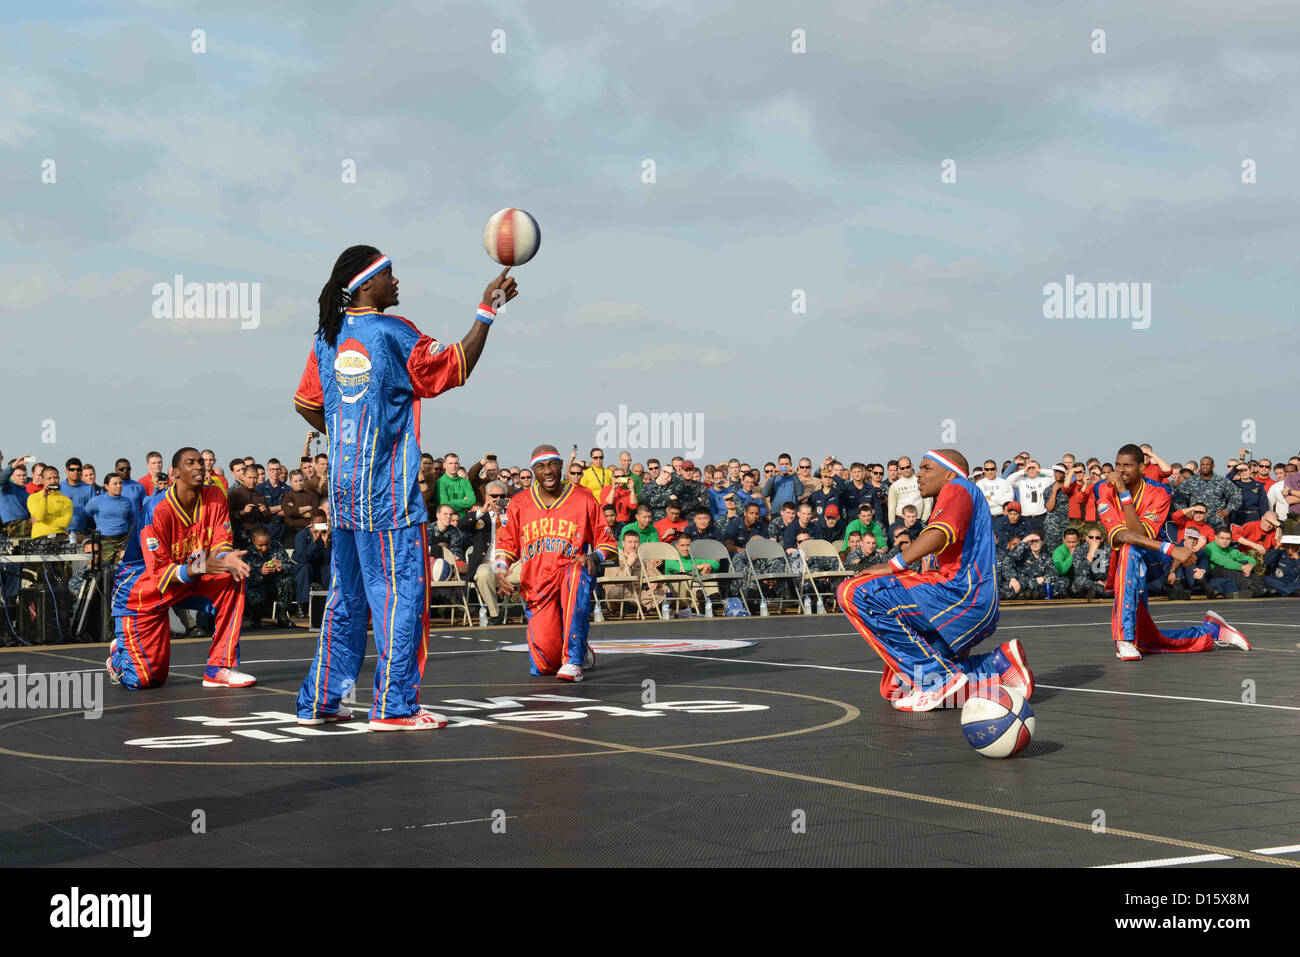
[797,539,853,611]
[689,539,745,615]
[742,538,803,613]
[428,546,472,627]
[594,562,645,620]
[637,542,695,616]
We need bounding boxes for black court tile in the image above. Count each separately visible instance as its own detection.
[2,598,1299,867]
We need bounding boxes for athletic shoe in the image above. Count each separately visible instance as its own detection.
[992,639,1035,699]
[583,647,596,671]
[1205,610,1250,651]
[891,672,968,712]
[369,708,449,731]
[105,656,120,686]
[1114,641,1142,661]
[202,668,258,688]
[557,663,584,682]
[297,706,355,727]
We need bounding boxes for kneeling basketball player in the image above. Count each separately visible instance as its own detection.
[1100,443,1250,660]
[493,446,618,681]
[837,449,1032,712]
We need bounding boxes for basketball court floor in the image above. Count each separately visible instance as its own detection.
[2,599,1299,868]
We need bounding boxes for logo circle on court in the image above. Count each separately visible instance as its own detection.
[497,638,756,654]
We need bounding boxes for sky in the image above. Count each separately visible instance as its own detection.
[2,0,1297,475]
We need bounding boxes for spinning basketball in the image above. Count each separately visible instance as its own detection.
[483,208,541,266]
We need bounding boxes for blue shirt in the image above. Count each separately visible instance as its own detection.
[85,493,137,536]
[0,468,29,524]
[119,478,147,514]
[295,305,470,531]
[732,488,768,518]
[761,472,800,511]
[257,480,288,507]
[723,517,768,550]
[61,479,94,533]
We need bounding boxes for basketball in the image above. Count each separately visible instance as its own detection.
[482,207,541,266]
[960,686,1035,759]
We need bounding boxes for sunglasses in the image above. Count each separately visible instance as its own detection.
[1086,535,1102,541]
[487,494,505,499]
[569,470,582,476]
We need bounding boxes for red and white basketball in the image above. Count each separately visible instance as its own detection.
[961,686,1035,759]
[482,207,541,266]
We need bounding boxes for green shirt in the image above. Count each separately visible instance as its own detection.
[844,519,886,549]
[1205,542,1256,572]
[437,474,475,513]
[665,555,718,574]
[1052,543,1074,576]
[620,521,659,545]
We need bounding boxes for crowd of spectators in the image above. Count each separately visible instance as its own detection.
[2,438,1298,632]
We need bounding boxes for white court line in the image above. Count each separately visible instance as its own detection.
[374,815,517,833]
[645,652,1300,712]
[1096,844,1300,869]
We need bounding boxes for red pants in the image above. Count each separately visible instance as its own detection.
[113,575,245,689]
[523,564,594,676]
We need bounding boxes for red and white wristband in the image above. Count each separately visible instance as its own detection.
[476,302,497,326]
[888,553,908,572]
[1160,542,1175,556]
[1119,491,1133,505]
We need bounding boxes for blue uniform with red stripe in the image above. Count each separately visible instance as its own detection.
[293,304,477,721]
[1095,479,1216,653]
[838,475,1003,698]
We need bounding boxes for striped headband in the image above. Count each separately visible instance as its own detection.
[924,450,965,475]
[344,255,392,294]
[530,452,563,467]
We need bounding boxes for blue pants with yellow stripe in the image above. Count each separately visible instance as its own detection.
[838,570,1000,698]
[296,524,429,721]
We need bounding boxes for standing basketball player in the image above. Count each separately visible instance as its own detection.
[294,246,517,729]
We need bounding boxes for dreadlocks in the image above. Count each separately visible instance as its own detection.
[317,244,382,347]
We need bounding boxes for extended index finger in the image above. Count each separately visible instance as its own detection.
[498,266,511,279]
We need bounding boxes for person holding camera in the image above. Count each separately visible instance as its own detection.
[29,466,74,538]
[597,467,638,524]
[0,452,34,538]
[293,510,332,617]
[245,526,297,629]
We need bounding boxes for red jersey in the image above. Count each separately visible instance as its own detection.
[127,485,237,612]
[597,484,634,524]
[1143,463,1172,483]
[654,516,688,540]
[1169,509,1213,543]
[1236,520,1278,551]
[495,482,618,602]
[918,477,979,582]
[1096,478,1171,589]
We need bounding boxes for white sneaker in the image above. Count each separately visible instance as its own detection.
[891,672,968,712]
[1205,610,1251,650]
[203,668,257,688]
[297,705,355,726]
[1114,641,1142,661]
[582,647,596,670]
[557,663,584,682]
[369,708,449,731]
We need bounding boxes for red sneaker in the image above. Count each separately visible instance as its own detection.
[1205,610,1250,651]
[203,668,257,688]
[995,639,1035,699]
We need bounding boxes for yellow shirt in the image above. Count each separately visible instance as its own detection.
[580,466,614,496]
[28,489,74,537]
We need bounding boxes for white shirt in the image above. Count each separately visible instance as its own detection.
[976,476,1014,516]
[1009,471,1055,517]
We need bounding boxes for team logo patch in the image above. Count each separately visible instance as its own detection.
[1097,503,1111,514]
[428,339,446,355]
[222,521,231,533]
[499,638,756,654]
[145,538,159,551]
[334,337,373,405]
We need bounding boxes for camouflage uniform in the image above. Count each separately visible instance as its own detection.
[674,479,710,518]
[428,521,472,561]
[1001,543,1067,599]
[1172,473,1240,530]
[246,541,297,616]
[766,516,789,541]
[641,477,684,522]
[1071,544,1110,598]
[1042,486,1072,550]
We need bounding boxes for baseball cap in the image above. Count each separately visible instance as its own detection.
[824,505,840,518]
[681,460,695,471]
[1282,535,1300,546]
[1053,463,1067,473]
[1005,501,1022,513]
[1184,528,1203,541]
